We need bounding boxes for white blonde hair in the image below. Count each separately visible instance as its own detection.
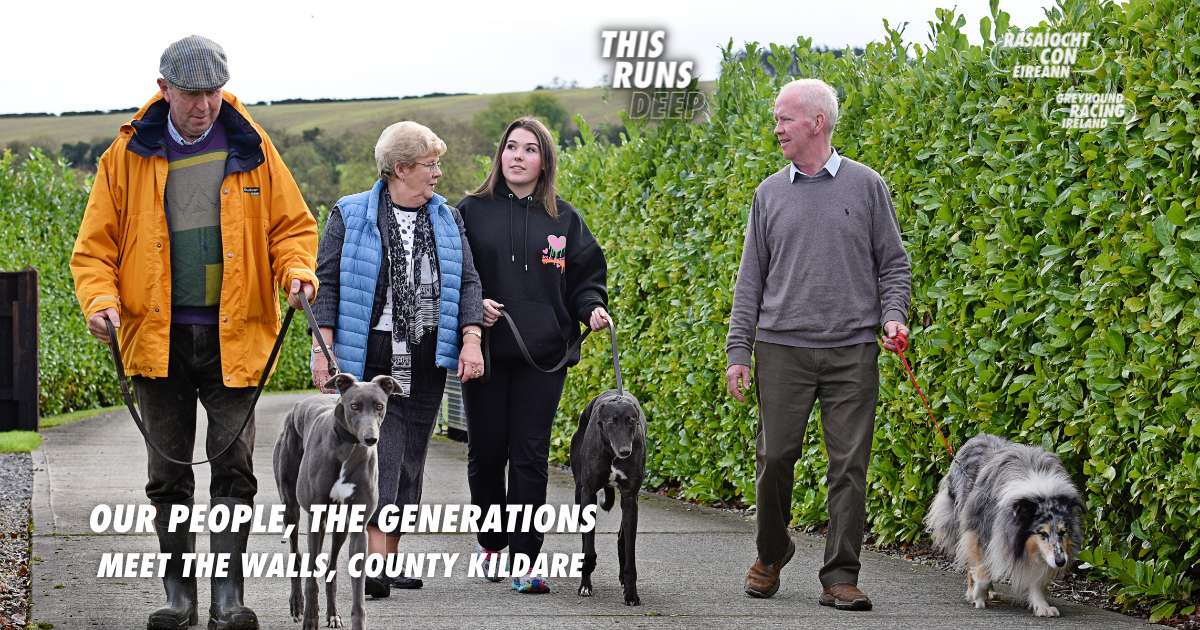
[374,121,447,179]
[778,79,839,137]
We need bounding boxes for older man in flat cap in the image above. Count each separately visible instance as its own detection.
[71,35,318,630]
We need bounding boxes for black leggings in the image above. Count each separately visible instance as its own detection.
[462,359,567,560]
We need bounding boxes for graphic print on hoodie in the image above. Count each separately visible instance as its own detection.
[457,183,607,366]
[542,235,567,272]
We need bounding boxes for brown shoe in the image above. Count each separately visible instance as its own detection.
[744,540,796,598]
[819,583,873,611]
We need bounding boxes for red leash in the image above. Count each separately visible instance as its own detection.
[881,331,955,458]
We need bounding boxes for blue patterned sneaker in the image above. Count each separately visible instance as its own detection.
[512,576,550,594]
[475,544,506,583]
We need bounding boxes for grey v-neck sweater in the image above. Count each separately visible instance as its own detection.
[726,156,911,367]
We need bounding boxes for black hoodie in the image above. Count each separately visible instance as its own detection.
[457,182,607,367]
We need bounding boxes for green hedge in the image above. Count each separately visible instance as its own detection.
[555,0,1197,616]
[0,150,318,416]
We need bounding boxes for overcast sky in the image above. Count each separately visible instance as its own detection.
[0,0,1057,114]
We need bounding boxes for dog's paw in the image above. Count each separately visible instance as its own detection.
[302,617,320,630]
[327,612,344,627]
[1033,604,1060,617]
[624,590,641,606]
[578,584,593,597]
[290,592,303,621]
[972,598,988,610]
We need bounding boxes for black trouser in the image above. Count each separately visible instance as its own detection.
[753,341,879,588]
[463,358,567,561]
[132,325,258,504]
[363,330,446,525]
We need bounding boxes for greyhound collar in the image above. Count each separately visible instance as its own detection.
[334,422,359,445]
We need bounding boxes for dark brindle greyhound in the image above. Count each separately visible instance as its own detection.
[571,389,646,606]
[273,373,399,630]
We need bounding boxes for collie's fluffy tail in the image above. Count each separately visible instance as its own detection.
[925,476,959,555]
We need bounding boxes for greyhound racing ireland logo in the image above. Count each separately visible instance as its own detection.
[542,235,566,272]
[1041,91,1136,130]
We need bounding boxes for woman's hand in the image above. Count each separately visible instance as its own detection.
[458,329,485,382]
[588,306,611,331]
[310,348,338,393]
[482,298,504,327]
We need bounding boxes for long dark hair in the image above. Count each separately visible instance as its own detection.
[471,117,559,219]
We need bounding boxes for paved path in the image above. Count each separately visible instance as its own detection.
[32,393,1157,629]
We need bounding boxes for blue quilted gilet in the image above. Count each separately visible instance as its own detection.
[333,179,463,379]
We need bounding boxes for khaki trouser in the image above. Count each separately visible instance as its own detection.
[753,341,879,587]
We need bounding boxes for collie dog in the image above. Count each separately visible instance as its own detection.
[925,433,1084,617]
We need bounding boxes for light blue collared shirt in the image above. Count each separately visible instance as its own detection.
[789,148,842,182]
[166,115,215,146]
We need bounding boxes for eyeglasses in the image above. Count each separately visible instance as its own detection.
[415,160,443,172]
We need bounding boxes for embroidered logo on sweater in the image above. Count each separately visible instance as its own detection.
[541,235,566,272]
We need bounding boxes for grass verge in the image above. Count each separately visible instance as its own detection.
[38,405,122,430]
[0,430,42,453]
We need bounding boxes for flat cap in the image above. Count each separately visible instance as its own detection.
[159,35,229,91]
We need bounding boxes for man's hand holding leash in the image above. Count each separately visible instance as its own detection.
[881,320,910,351]
[86,307,121,344]
[286,277,315,310]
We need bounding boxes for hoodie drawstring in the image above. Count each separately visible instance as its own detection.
[506,192,533,272]
[522,206,529,272]
[507,193,515,265]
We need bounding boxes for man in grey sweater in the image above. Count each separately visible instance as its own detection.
[726,79,911,610]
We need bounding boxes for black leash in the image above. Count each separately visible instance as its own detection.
[607,323,623,395]
[488,310,623,393]
[105,296,337,467]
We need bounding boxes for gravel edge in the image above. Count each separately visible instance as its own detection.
[0,452,33,630]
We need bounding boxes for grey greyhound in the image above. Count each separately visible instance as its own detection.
[571,389,646,606]
[273,373,399,630]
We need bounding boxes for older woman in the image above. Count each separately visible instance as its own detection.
[311,121,485,597]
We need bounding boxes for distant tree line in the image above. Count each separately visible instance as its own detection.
[0,107,137,119]
[0,92,475,118]
[3,90,628,210]
[248,92,472,107]
[534,76,580,90]
[2,138,114,172]
[59,140,111,169]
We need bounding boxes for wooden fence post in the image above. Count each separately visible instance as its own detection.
[0,267,39,431]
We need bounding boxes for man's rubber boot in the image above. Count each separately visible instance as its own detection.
[208,498,258,630]
[148,502,198,629]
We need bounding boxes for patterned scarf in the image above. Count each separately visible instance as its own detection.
[383,189,440,395]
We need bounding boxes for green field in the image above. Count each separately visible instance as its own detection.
[0,85,710,148]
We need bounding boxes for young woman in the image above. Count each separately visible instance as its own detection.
[457,117,609,594]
